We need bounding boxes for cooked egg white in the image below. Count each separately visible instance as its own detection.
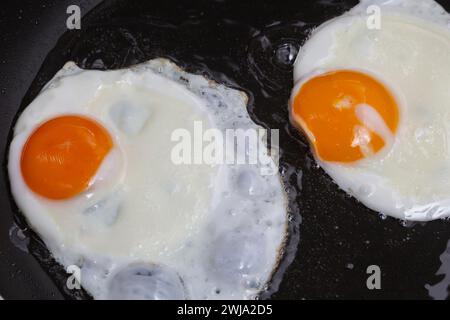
[9,58,288,299]
[291,0,450,221]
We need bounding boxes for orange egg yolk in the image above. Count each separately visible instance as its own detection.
[291,70,399,163]
[20,115,113,200]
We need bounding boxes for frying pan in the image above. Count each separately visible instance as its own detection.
[1,0,450,300]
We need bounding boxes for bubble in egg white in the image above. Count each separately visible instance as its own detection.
[109,101,151,136]
[209,233,266,284]
[235,169,263,196]
[83,191,122,226]
[106,264,185,300]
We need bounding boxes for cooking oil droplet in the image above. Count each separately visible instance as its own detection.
[9,224,29,253]
[274,42,298,68]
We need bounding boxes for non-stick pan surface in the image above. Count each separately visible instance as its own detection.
[1,0,450,300]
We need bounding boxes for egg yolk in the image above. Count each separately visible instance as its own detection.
[291,70,399,163]
[21,115,113,200]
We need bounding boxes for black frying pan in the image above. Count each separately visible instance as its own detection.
[1,0,450,300]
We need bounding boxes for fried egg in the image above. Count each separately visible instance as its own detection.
[8,58,287,299]
[291,0,450,221]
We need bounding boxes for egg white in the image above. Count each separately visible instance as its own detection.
[8,58,288,299]
[292,0,450,221]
